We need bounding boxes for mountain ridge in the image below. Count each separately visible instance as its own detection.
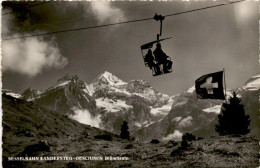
[4,71,260,141]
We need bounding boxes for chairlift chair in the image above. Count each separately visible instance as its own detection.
[141,38,172,76]
[140,13,173,76]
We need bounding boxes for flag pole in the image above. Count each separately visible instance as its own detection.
[223,68,227,100]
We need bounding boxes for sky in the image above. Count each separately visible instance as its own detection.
[1,1,259,95]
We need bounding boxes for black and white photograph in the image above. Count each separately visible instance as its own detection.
[1,1,260,167]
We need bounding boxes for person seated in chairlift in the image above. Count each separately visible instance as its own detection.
[153,43,172,73]
[144,49,161,75]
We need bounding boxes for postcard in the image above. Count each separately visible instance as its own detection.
[1,1,259,167]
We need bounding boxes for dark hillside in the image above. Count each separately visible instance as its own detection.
[2,93,117,168]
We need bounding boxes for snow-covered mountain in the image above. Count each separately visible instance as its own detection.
[33,75,97,116]
[243,74,260,91]
[4,72,260,141]
[133,88,223,141]
[15,72,173,135]
[84,71,127,96]
[83,71,173,133]
[85,71,170,108]
[134,75,260,141]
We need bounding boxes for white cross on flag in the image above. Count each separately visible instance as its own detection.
[195,71,225,99]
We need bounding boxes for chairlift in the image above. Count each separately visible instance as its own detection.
[140,14,173,76]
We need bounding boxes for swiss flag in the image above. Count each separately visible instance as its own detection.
[195,71,225,99]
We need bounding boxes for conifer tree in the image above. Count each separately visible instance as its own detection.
[215,92,250,135]
[120,121,130,140]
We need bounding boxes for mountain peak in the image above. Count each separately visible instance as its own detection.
[93,71,126,86]
[98,71,114,80]
[101,71,113,77]
[51,74,86,90]
[57,74,79,83]
[21,87,42,100]
[22,86,33,93]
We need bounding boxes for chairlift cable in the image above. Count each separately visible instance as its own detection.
[2,0,245,41]
[164,0,244,17]
[26,2,158,33]
[3,17,154,41]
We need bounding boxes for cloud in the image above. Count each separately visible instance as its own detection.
[234,2,256,26]
[2,4,68,77]
[178,116,193,128]
[162,130,183,141]
[70,108,101,128]
[2,36,68,77]
[89,1,126,24]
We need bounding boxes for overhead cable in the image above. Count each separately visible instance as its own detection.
[2,0,245,41]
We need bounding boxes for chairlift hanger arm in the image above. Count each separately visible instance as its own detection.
[154,13,165,40]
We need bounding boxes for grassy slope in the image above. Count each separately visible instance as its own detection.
[2,94,259,168]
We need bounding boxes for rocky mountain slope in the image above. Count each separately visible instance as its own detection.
[135,74,260,141]
[2,93,118,168]
[2,73,259,168]
[33,74,97,116]
[21,87,42,100]
[2,93,259,168]
[6,72,260,142]
[21,72,172,137]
